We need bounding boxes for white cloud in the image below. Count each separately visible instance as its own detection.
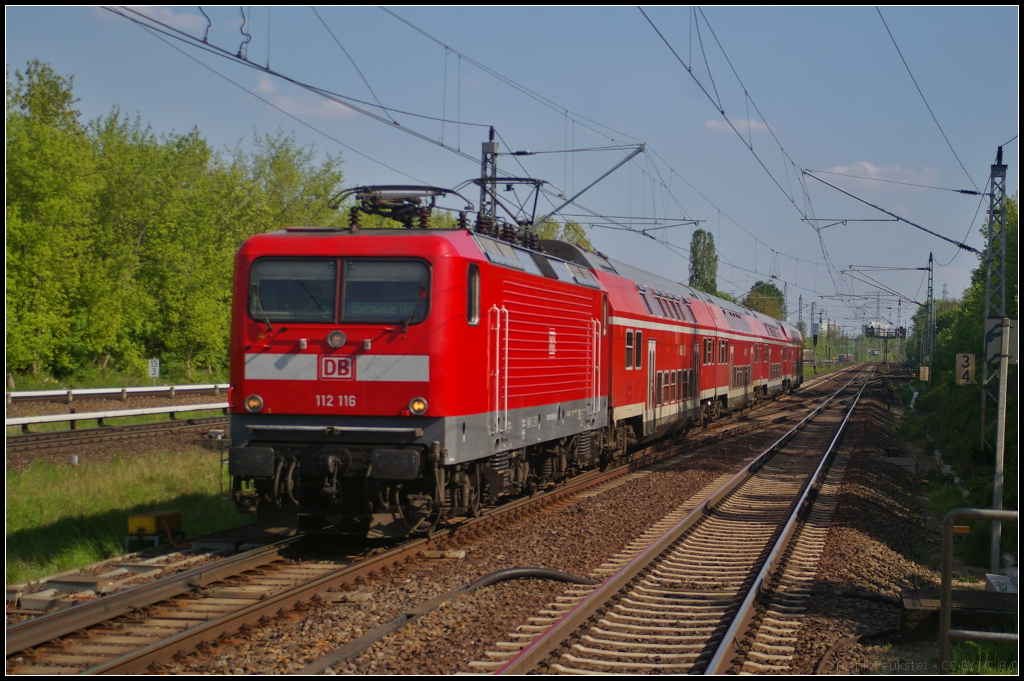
[126,6,208,32]
[269,95,355,120]
[705,118,769,133]
[256,76,277,95]
[822,162,941,189]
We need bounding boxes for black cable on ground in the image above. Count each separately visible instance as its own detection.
[807,588,903,608]
[814,628,901,675]
[809,587,902,674]
[298,567,600,674]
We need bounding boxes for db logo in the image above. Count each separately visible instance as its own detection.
[320,356,354,380]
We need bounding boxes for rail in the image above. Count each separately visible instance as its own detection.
[495,373,866,674]
[705,378,867,674]
[6,367,860,673]
[5,542,293,656]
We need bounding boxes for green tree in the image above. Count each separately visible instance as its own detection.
[6,60,81,131]
[6,63,99,377]
[743,280,785,319]
[534,218,593,249]
[6,62,354,384]
[689,229,717,294]
[911,195,1017,542]
[235,129,346,233]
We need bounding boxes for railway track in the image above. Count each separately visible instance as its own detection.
[472,370,870,674]
[5,416,228,453]
[5,368,861,674]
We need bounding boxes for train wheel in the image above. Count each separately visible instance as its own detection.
[378,479,441,535]
[467,464,482,518]
[405,489,443,535]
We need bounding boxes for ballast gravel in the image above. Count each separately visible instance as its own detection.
[785,388,982,676]
[74,372,956,676]
[150,434,779,675]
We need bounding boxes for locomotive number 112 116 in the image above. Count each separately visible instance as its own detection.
[315,394,357,407]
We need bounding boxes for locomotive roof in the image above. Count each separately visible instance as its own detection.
[248,227,800,341]
[547,240,800,340]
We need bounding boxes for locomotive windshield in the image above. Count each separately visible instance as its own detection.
[343,260,429,324]
[249,259,336,322]
[249,257,429,325]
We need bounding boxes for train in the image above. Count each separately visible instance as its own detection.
[226,184,804,537]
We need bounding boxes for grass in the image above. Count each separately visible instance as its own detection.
[926,480,1012,568]
[6,448,247,584]
[803,361,854,381]
[949,639,1018,675]
[929,484,969,519]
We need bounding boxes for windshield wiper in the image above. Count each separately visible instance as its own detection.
[252,284,274,333]
[402,286,427,333]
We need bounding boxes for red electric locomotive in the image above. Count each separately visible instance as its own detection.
[227,185,803,537]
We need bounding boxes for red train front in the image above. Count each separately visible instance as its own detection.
[227,185,803,537]
[227,188,608,536]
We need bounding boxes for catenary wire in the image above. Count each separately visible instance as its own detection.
[876,7,979,192]
[134,22,428,184]
[311,7,398,126]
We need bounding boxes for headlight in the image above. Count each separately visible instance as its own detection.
[245,394,264,413]
[327,330,347,348]
[408,397,428,415]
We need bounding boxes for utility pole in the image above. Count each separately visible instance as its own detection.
[980,147,1007,455]
[820,310,826,364]
[479,127,499,223]
[980,146,1009,574]
[926,252,935,371]
[897,299,902,363]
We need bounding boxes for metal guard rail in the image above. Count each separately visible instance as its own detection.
[6,384,229,405]
[939,508,1018,672]
[7,403,229,427]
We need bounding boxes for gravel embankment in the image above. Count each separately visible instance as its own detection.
[788,389,987,675]
[152,433,785,675]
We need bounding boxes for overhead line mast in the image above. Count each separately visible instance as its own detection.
[980,147,1010,575]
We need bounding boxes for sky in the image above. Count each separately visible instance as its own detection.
[7,6,1019,335]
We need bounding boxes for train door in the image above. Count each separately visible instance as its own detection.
[728,344,735,409]
[488,305,509,440]
[645,338,657,436]
[588,318,601,424]
[692,341,700,420]
[748,348,754,404]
